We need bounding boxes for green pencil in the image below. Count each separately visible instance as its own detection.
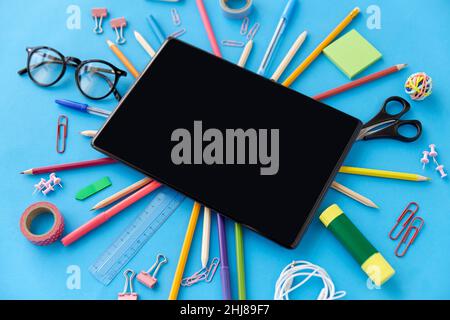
[235,223,246,300]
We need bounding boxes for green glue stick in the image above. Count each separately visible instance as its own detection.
[320,204,395,286]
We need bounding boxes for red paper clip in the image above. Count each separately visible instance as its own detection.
[395,217,424,257]
[389,202,419,240]
[56,115,68,154]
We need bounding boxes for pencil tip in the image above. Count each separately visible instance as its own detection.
[20,171,24,174]
[106,39,113,46]
[398,63,408,70]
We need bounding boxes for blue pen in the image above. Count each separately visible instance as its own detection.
[257,0,297,76]
[147,14,166,45]
[55,99,111,118]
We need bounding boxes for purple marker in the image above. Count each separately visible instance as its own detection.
[217,213,231,300]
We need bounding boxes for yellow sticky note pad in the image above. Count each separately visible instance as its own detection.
[323,29,382,79]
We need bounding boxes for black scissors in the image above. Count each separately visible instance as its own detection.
[356,96,422,142]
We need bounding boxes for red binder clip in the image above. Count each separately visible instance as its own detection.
[56,115,68,154]
[395,217,424,257]
[137,254,167,288]
[389,202,418,240]
[91,8,108,34]
[110,17,127,44]
[118,269,138,300]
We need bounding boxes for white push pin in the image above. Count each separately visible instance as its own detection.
[420,151,430,169]
[436,164,447,179]
[429,144,438,163]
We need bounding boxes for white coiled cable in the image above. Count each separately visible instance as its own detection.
[274,260,346,300]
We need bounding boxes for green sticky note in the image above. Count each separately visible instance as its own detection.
[75,177,112,200]
[323,29,382,79]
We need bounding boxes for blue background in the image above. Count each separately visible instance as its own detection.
[0,0,449,300]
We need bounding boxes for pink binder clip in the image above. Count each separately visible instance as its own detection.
[118,269,138,300]
[137,254,167,288]
[91,8,108,34]
[110,17,127,44]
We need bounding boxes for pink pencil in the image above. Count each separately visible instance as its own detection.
[195,0,222,58]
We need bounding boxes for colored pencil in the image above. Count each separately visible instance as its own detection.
[106,39,140,78]
[282,7,360,87]
[61,181,162,246]
[313,64,407,101]
[91,177,153,210]
[134,30,156,58]
[235,223,246,300]
[271,31,307,81]
[331,181,378,208]
[201,207,211,268]
[237,40,253,68]
[169,201,201,300]
[20,157,117,175]
[339,166,431,182]
[217,213,231,300]
[195,0,222,57]
[80,130,98,137]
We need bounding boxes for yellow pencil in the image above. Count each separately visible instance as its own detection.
[168,201,201,300]
[339,166,431,182]
[282,7,360,87]
[91,177,153,210]
[106,39,140,78]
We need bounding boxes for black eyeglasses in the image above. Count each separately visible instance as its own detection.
[18,46,127,101]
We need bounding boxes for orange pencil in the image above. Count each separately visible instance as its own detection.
[106,39,140,78]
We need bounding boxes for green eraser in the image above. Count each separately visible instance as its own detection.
[323,29,382,79]
[75,177,112,200]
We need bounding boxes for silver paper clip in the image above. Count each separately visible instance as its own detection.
[170,28,186,38]
[171,8,181,26]
[247,22,260,40]
[240,17,249,35]
[222,40,245,48]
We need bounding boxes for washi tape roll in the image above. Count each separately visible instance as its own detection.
[20,202,64,246]
[219,0,253,19]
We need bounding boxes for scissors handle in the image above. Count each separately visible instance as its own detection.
[362,119,422,142]
[363,96,411,129]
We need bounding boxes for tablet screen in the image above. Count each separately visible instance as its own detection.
[93,39,362,248]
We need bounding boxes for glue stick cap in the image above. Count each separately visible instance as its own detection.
[361,253,395,287]
[319,204,343,227]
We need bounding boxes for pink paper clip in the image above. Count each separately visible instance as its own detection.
[137,254,167,289]
[91,8,108,34]
[118,269,138,300]
[110,17,127,44]
[395,217,424,257]
[389,202,419,240]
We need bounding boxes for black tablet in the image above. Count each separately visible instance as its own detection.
[92,38,362,248]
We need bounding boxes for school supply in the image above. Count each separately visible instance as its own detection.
[147,14,166,45]
[217,214,231,300]
[420,151,430,169]
[356,96,422,142]
[271,31,307,82]
[240,17,249,35]
[118,269,138,300]
[237,40,253,68]
[134,31,156,58]
[21,157,117,175]
[436,165,447,178]
[395,217,424,257]
[181,257,220,287]
[89,187,184,285]
[55,99,111,118]
[257,0,296,76]
[274,260,346,300]
[20,202,64,245]
[168,201,201,300]
[246,22,260,40]
[429,144,438,159]
[80,130,98,137]
[405,72,432,101]
[56,115,68,154]
[201,207,211,268]
[221,40,245,48]
[320,204,395,286]
[195,0,222,57]
[137,254,168,288]
[33,173,63,195]
[91,177,153,210]
[219,0,253,19]
[389,202,419,240]
[323,29,382,79]
[107,39,140,78]
[330,181,378,208]
[171,8,181,26]
[170,28,186,39]
[110,17,127,44]
[235,223,246,300]
[313,64,407,101]
[75,177,112,200]
[91,8,108,34]
[339,166,430,182]
[61,181,162,246]
[92,38,363,248]
[18,46,127,101]
[283,7,360,87]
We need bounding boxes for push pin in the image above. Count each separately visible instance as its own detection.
[429,144,438,162]
[110,17,127,44]
[420,151,430,169]
[33,173,63,195]
[49,173,63,188]
[137,254,167,288]
[118,269,138,300]
[436,164,447,179]
[91,8,108,34]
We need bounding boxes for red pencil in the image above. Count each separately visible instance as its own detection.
[313,64,407,101]
[61,181,162,246]
[20,157,118,175]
